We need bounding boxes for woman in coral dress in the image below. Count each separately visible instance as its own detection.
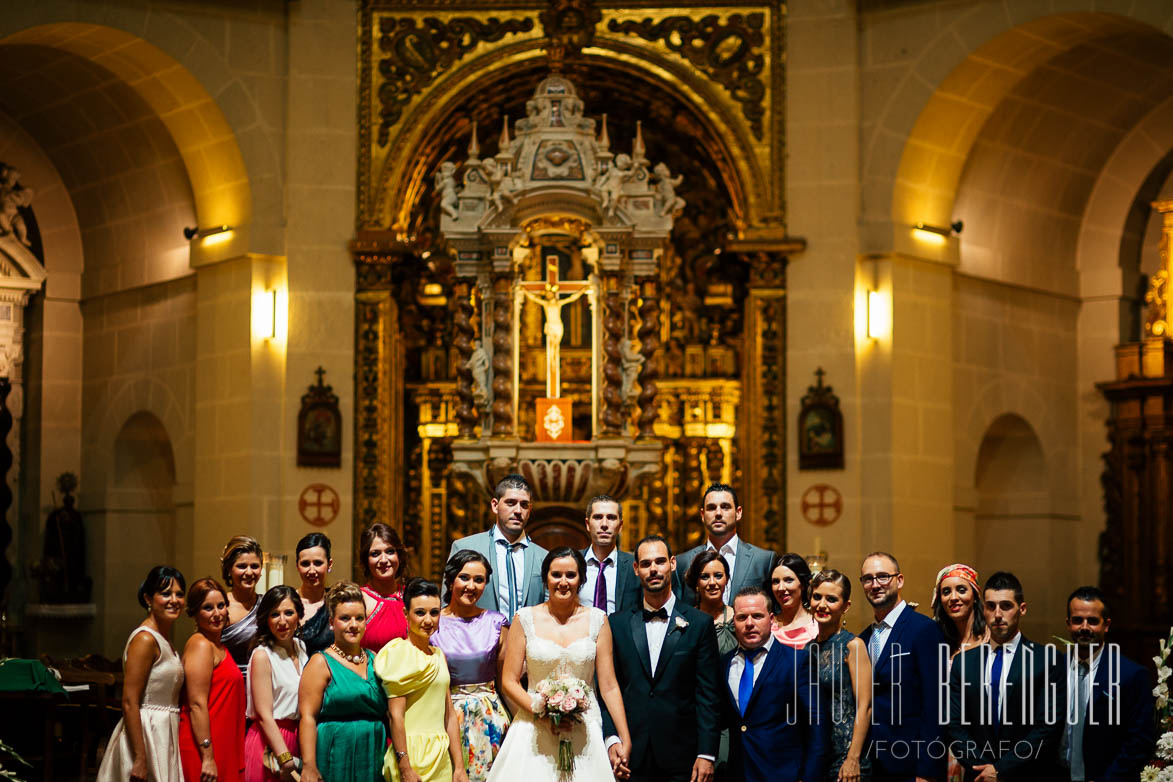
[358,523,409,652]
[178,577,246,782]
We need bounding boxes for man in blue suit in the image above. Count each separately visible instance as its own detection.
[1062,585,1155,782]
[721,585,828,782]
[447,473,547,617]
[675,483,775,605]
[578,494,642,615]
[858,552,947,782]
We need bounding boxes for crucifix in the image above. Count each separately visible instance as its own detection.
[518,254,593,397]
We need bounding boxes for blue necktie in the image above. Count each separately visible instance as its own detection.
[738,648,756,715]
[990,646,1005,727]
[499,539,519,618]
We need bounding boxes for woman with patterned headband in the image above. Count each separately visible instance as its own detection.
[932,563,989,782]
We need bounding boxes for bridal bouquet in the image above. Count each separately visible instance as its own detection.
[531,674,590,773]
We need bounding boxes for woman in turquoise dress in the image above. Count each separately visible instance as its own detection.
[298,582,387,782]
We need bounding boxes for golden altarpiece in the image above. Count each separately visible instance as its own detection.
[351,0,803,578]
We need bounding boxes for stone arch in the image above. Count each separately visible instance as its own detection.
[0,22,253,234]
[85,377,190,507]
[869,5,1173,243]
[372,40,763,233]
[957,377,1059,497]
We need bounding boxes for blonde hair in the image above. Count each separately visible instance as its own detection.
[326,581,365,618]
[220,535,263,586]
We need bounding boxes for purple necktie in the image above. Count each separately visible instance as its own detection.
[594,559,609,611]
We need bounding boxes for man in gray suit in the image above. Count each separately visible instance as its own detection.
[447,473,548,618]
[675,482,774,606]
[578,494,642,614]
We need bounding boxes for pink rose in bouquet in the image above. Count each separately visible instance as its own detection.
[531,674,591,772]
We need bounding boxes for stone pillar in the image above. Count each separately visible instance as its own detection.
[490,272,514,438]
[452,280,478,440]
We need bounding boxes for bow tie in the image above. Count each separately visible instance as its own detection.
[642,607,668,622]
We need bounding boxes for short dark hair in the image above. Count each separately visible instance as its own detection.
[220,536,263,586]
[634,534,673,560]
[1067,585,1109,619]
[685,550,730,605]
[359,523,409,580]
[585,494,621,520]
[541,546,587,588]
[403,578,441,609]
[732,584,771,608]
[810,568,851,602]
[253,585,305,649]
[185,577,228,618]
[983,571,1024,604]
[702,482,739,509]
[494,473,532,500]
[442,550,493,603]
[296,532,332,559]
[863,551,900,573]
[137,565,186,609]
[766,552,813,609]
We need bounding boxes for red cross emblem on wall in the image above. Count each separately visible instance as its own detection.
[299,483,340,526]
[801,484,842,526]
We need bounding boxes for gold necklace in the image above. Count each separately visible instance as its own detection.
[330,643,366,665]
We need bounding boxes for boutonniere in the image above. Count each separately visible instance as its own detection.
[674,616,689,632]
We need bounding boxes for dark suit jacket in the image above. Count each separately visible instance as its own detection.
[721,641,828,782]
[945,636,1064,781]
[580,547,642,615]
[601,602,721,776]
[447,530,547,614]
[675,539,774,606]
[858,604,947,780]
[1078,647,1155,782]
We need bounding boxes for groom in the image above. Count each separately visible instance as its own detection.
[602,535,721,782]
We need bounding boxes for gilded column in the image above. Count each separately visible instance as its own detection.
[636,278,660,440]
[601,282,625,436]
[453,280,478,439]
[490,273,514,437]
[732,238,799,548]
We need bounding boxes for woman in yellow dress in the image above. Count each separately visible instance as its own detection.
[375,579,469,782]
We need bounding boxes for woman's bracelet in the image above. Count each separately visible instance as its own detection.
[277,752,294,765]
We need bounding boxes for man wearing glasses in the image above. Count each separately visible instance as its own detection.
[858,552,946,782]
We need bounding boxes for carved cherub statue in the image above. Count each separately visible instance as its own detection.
[652,161,685,216]
[0,165,33,246]
[434,161,460,219]
[619,337,645,404]
[653,162,685,217]
[482,158,518,213]
[596,154,633,219]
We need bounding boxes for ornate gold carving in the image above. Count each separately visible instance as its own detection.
[540,0,601,68]
[607,13,766,139]
[1145,200,1173,339]
[376,15,535,145]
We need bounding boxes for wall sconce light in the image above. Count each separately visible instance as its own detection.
[184,224,233,240]
[912,220,963,245]
[867,289,891,340]
[253,289,276,340]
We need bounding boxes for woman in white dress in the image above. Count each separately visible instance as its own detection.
[97,565,187,782]
[486,546,632,782]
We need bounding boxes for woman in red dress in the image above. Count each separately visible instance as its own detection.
[358,523,409,653]
[179,577,246,782]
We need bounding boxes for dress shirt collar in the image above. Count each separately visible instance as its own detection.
[491,525,528,548]
[994,631,1022,655]
[587,546,616,566]
[643,591,676,618]
[705,534,740,555]
[739,634,773,660]
[875,599,906,630]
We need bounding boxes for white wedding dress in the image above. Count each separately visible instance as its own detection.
[485,606,614,781]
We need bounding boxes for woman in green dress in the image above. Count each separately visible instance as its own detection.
[299,582,387,782]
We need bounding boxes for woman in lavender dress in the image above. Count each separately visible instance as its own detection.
[433,551,509,782]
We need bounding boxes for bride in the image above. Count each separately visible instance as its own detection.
[486,546,632,781]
